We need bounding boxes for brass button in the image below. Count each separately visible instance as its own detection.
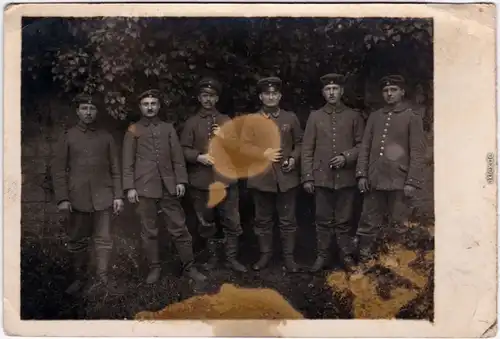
[379,152,383,156]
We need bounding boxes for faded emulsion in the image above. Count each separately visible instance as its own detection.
[21,16,434,321]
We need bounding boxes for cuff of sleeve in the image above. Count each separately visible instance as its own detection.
[405,178,421,188]
[355,170,367,179]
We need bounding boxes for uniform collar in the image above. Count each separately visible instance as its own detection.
[76,121,97,132]
[139,116,161,126]
[261,107,281,119]
[323,102,346,114]
[382,101,410,114]
[198,108,219,118]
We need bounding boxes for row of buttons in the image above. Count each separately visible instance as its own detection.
[379,112,392,156]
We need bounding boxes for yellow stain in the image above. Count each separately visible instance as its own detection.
[326,239,434,319]
[135,283,304,320]
[206,114,281,208]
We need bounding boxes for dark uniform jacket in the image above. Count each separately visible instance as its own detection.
[239,109,303,193]
[51,122,122,212]
[301,103,365,190]
[180,109,237,190]
[122,116,188,199]
[355,101,426,190]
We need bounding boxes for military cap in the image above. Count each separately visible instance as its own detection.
[137,89,161,102]
[379,74,406,89]
[74,93,96,106]
[257,76,282,93]
[320,73,346,87]
[196,77,222,95]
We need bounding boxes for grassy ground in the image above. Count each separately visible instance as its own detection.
[21,179,434,320]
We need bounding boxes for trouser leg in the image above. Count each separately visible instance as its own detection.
[387,190,410,243]
[137,198,160,270]
[65,209,92,294]
[356,190,387,262]
[333,187,357,257]
[92,208,113,281]
[190,188,218,270]
[310,187,334,272]
[277,187,299,272]
[159,191,206,283]
[219,185,246,272]
[252,189,275,270]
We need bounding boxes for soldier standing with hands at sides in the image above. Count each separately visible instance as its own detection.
[180,77,247,273]
[51,94,124,295]
[301,74,365,273]
[239,77,303,273]
[354,75,426,275]
[122,89,207,285]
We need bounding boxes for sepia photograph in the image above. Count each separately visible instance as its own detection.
[4,3,496,338]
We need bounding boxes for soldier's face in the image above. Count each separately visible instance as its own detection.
[322,84,344,104]
[382,85,405,104]
[198,91,219,110]
[76,103,97,124]
[259,89,282,108]
[139,97,160,118]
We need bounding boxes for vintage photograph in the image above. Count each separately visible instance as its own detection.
[5,3,496,337]
[20,14,435,321]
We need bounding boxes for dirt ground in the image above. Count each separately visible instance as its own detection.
[21,178,434,320]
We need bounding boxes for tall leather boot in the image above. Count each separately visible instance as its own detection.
[281,232,299,273]
[202,238,219,271]
[224,235,248,273]
[144,241,161,284]
[65,250,88,295]
[176,240,207,283]
[310,228,331,273]
[336,231,357,273]
[88,248,124,295]
[350,235,376,279]
[252,234,273,271]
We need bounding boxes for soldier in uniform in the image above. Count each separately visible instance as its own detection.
[51,94,124,295]
[239,77,303,272]
[354,75,426,273]
[180,77,247,273]
[301,73,365,273]
[122,89,207,285]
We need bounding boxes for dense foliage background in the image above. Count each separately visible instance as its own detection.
[22,17,433,129]
[20,17,434,320]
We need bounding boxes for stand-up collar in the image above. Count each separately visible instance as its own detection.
[139,116,161,126]
[76,121,97,132]
[198,108,219,118]
[261,106,280,119]
[382,101,410,114]
[323,102,346,114]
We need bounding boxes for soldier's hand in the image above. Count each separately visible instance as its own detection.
[358,178,369,193]
[303,182,315,194]
[57,201,72,212]
[263,148,282,163]
[176,184,186,198]
[281,157,295,172]
[329,155,346,169]
[212,125,224,139]
[113,199,124,215]
[197,154,215,166]
[404,184,416,197]
[127,189,140,204]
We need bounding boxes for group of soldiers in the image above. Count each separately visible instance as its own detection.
[51,72,426,296]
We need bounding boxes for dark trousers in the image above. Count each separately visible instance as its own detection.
[252,187,297,236]
[356,190,409,258]
[137,190,194,269]
[190,185,243,239]
[67,208,113,279]
[315,186,356,257]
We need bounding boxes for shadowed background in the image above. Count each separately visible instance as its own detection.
[20,16,434,320]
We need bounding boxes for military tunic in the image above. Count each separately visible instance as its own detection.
[239,109,303,236]
[51,121,122,276]
[180,109,242,239]
[122,116,193,269]
[301,103,365,256]
[355,101,426,257]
